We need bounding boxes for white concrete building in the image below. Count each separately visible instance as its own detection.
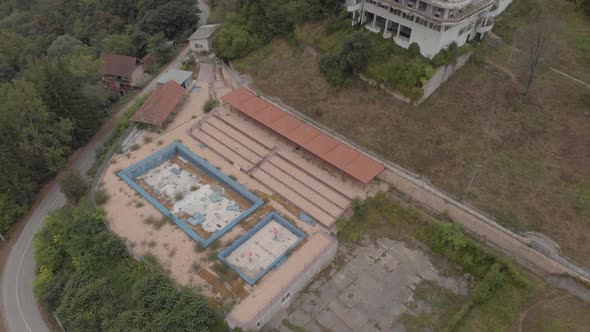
[345,0,513,58]
[188,24,220,52]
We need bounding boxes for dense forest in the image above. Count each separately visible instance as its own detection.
[0,0,199,234]
[34,202,225,331]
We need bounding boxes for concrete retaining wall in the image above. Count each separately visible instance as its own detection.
[419,52,471,103]
[358,52,471,105]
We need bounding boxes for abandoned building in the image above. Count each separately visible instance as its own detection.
[100,52,146,95]
[345,0,513,58]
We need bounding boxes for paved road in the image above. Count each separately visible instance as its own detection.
[0,20,207,331]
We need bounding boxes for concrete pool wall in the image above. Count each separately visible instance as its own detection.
[218,212,307,285]
[118,141,264,247]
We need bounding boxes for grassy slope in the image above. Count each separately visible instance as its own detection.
[233,2,590,265]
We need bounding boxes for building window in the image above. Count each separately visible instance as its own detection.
[444,25,452,31]
[256,321,261,328]
[458,27,466,36]
[418,2,427,11]
[407,0,415,8]
[399,25,412,40]
[435,7,444,18]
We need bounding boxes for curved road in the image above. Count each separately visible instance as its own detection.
[1,3,209,330]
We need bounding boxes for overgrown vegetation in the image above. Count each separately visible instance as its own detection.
[203,99,219,113]
[0,0,199,236]
[211,0,342,59]
[338,192,532,331]
[223,5,467,100]
[33,201,226,331]
[59,170,88,202]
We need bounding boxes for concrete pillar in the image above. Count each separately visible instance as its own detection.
[383,19,389,36]
[372,14,377,28]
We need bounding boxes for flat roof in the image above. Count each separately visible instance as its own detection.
[156,69,193,86]
[304,134,340,156]
[240,98,270,118]
[268,114,303,136]
[188,24,221,40]
[220,88,385,184]
[252,104,285,125]
[286,124,321,146]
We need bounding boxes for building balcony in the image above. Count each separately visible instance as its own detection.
[347,1,362,12]
[475,19,494,33]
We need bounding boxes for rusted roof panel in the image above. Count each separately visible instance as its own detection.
[304,134,340,156]
[342,155,385,184]
[324,144,361,168]
[225,87,385,183]
[268,114,304,136]
[286,124,321,146]
[239,97,270,118]
[252,104,285,126]
[220,87,256,108]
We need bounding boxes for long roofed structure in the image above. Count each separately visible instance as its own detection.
[220,88,384,184]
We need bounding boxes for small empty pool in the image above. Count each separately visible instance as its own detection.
[218,212,306,285]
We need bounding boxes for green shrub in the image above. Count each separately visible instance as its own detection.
[351,198,368,217]
[203,99,218,113]
[94,188,109,205]
[59,170,88,202]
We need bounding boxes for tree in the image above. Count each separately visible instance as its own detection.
[0,79,73,198]
[0,30,38,82]
[59,170,88,202]
[213,13,258,59]
[147,32,173,63]
[24,56,106,145]
[103,33,137,56]
[139,1,199,39]
[47,35,82,57]
[340,31,372,73]
[319,31,372,87]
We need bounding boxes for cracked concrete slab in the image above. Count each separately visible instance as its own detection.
[265,238,464,332]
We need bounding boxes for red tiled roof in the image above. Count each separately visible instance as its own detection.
[221,88,385,183]
[100,52,141,78]
[131,81,184,126]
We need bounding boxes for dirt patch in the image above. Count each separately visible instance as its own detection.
[198,268,239,302]
[520,292,590,332]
